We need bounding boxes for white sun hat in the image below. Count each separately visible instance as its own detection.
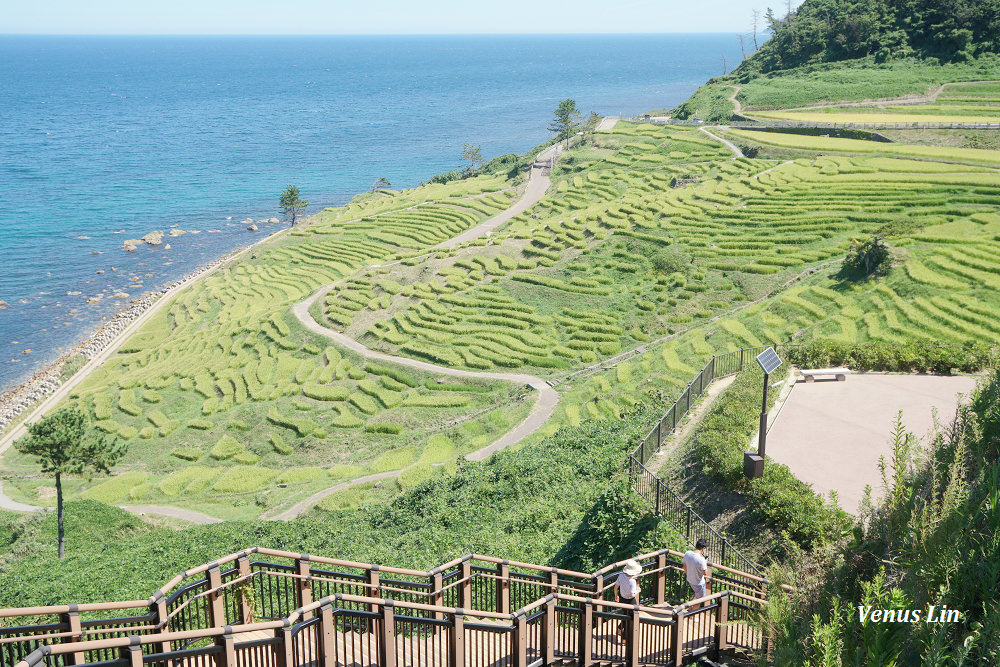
[623,559,642,576]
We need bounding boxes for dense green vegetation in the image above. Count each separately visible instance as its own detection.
[745,0,1000,74]
[765,370,1000,665]
[0,404,684,607]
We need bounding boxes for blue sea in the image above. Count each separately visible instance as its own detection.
[0,34,741,391]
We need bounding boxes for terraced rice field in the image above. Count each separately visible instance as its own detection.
[8,118,1000,520]
[727,128,1000,166]
[750,81,1000,125]
[2,177,535,518]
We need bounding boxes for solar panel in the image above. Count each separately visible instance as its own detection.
[756,347,782,375]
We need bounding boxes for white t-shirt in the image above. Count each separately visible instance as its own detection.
[616,572,638,600]
[682,550,708,587]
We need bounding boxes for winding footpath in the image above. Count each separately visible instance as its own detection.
[0,143,563,523]
[700,126,745,158]
[278,144,563,519]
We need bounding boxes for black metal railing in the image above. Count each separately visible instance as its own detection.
[628,344,795,578]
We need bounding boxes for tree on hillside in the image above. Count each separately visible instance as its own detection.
[841,234,892,279]
[371,177,392,192]
[549,99,581,144]
[461,144,485,175]
[279,185,308,226]
[15,408,126,559]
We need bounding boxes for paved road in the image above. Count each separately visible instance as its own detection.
[0,481,43,512]
[594,116,620,132]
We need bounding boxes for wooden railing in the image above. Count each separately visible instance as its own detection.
[1,547,778,667]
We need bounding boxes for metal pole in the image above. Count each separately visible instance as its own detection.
[759,371,769,459]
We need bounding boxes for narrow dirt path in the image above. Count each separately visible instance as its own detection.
[118,505,223,525]
[276,148,564,519]
[0,146,564,524]
[644,376,736,474]
[728,86,743,115]
[700,126,744,158]
[437,144,561,247]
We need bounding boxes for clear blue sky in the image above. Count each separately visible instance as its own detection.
[4,0,798,35]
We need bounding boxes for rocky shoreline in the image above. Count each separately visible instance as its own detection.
[0,236,274,433]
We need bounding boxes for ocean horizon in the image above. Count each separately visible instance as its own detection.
[0,33,743,392]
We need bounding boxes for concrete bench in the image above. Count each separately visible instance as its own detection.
[798,368,852,382]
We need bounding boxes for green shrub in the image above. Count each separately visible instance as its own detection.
[186,419,213,430]
[171,448,202,462]
[687,367,851,547]
[840,234,892,279]
[786,340,993,374]
[141,390,162,403]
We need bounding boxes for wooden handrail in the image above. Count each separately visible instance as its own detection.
[0,601,150,618]
[0,545,782,649]
[13,620,286,664]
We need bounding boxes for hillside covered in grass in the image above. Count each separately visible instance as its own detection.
[673,0,1000,121]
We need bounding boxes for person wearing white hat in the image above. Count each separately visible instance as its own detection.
[614,559,643,642]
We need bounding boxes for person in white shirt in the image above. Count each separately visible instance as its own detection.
[614,559,642,642]
[682,539,711,608]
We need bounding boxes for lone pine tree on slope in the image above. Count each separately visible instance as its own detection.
[15,407,126,559]
[279,185,308,225]
[549,99,582,144]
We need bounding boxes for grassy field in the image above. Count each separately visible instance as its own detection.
[7,106,1000,523]
[726,128,1000,166]
[735,57,1000,110]
[751,80,1000,125]
[1,176,541,519]
[672,57,1000,122]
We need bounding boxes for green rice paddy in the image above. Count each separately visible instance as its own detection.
[7,111,1000,521]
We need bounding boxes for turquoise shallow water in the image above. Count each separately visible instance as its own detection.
[0,34,741,391]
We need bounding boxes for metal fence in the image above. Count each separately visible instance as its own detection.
[628,344,798,578]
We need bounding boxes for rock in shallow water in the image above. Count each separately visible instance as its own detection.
[141,231,164,245]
